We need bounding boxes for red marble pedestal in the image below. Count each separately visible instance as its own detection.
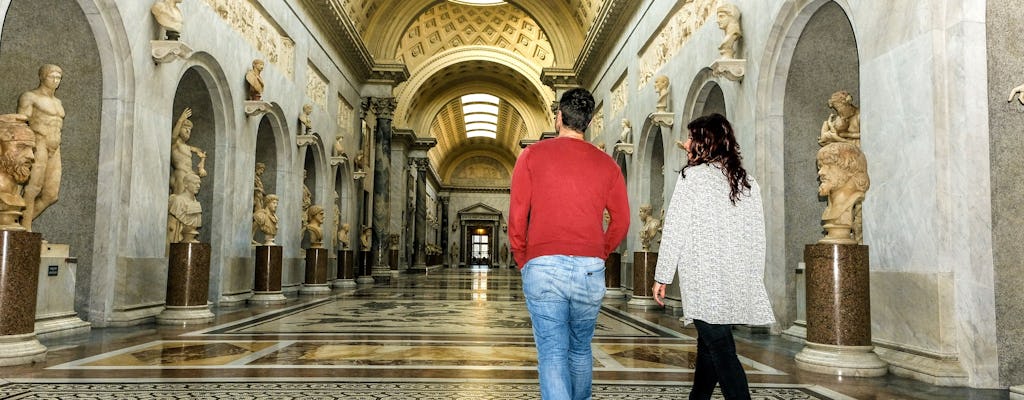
[628,251,659,308]
[0,230,46,366]
[604,252,625,298]
[332,250,356,288]
[250,245,287,304]
[795,243,887,377]
[300,248,330,295]
[157,242,214,325]
[356,251,375,284]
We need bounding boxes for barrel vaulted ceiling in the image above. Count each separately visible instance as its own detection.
[299,0,638,185]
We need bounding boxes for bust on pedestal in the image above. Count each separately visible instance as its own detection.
[301,205,330,295]
[250,194,286,304]
[628,205,662,308]
[150,0,193,63]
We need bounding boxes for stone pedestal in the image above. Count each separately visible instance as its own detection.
[795,243,887,377]
[332,250,356,288]
[157,242,214,325]
[710,58,746,81]
[1010,385,1023,400]
[0,230,46,366]
[35,243,90,338]
[389,248,399,272]
[628,251,659,308]
[300,248,330,295]
[356,251,375,284]
[604,252,625,298]
[150,40,193,63]
[250,245,286,304]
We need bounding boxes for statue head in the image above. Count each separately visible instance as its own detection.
[255,162,266,175]
[38,64,63,90]
[639,204,652,219]
[181,173,201,195]
[252,59,265,72]
[716,4,740,29]
[303,104,313,115]
[307,204,325,224]
[0,114,36,184]
[817,142,869,223]
[654,75,669,92]
[827,90,856,112]
[264,194,279,211]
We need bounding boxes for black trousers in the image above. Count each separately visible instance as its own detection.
[689,320,751,400]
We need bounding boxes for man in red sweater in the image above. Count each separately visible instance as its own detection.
[509,87,629,400]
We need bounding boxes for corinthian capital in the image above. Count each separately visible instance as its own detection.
[369,97,398,120]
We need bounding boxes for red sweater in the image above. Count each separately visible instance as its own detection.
[508,136,630,268]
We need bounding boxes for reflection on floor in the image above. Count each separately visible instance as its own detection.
[0,267,1012,399]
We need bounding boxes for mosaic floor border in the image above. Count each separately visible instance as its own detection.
[0,379,855,399]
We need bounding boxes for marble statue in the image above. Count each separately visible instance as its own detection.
[306,204,324,248]
[654,75,670,113]
[253,162,265,212]
[151,0,184,40]
[618,119,632,144]
[819,91,861,147]
[360,225,371,251]
[332,195,340,246]
[170,108,207,194]
[354,150,367,171]
[333,134,346,157]
[716,4,742,59]
[245,59,265,101]
[500,243,509,265]
[338,222,351,249]
[450,241,460,265]
[817,142,870,244]
[1008,82,1024,105]
[638,204,663,252]
[253,194,279,245]
[0,114,36,230]
[18,64,65,231]
[301,169,312,228]
[167,173,202,244]
[299,104,312,134]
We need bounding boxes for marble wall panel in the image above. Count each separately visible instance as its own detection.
[870,271,956,355]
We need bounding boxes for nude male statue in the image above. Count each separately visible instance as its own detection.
[18,64,65,231]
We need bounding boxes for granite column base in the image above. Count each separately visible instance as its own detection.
[300,248,330,295]
[157,242,214,325]
[250,245,286,304]
[796,243,886,376]
[332,250,356,288]
[604,252,625,299]
[628,251,659,308]
[0,230,46,366]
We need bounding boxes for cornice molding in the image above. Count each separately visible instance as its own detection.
[572,0,642,85]
[299,0,374,80]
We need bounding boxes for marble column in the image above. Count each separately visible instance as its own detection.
[628,251,659,308]
[412,158,428,269]
[369,97,397,281]
[250,245,286,304]
[605,252,625,298]
[157,242,214,325]
[300,248,330,295]
[0,230,46,366]
[439,196,449,257]
[795,243,887,376]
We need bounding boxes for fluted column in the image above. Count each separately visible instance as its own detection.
[369,97,397,280]
[412,158,428,268]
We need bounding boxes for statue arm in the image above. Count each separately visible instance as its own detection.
[1010,83,1024,104]
[16,93,34,117]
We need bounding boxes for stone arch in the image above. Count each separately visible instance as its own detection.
[755,0,859,327]
[684,68,729,123]
[332,160,354,252]
[251,102,295,249]
[636,117,670,246]
[299,135,328,248]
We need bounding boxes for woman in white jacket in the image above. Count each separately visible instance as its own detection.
[653,113,775,400]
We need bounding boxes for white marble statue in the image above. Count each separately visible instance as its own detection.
[1008,82,1024,105]
[299,104,313,134]
[253,194,279,245]
[360,226,372,251]
[167,173,202,244]
[618,119,632,144]
[817,142,870,244]
[333,134,346,157]
[253,162,265,212]
[151,0,184,41]
[638,204,663,252]
[170,108,207,194]
[245,59,265,101]
[18,64,65,231]
[301,169,312,229]
[654,75,670,113]
[338,222,351,250]
[716,4,742,59]
[306,204,324,248]
[819,91,861,147]
[0,114,36,230]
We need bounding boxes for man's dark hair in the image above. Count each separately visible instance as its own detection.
[558,88,595,133]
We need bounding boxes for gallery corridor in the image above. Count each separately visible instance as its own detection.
[0,268,1010,399]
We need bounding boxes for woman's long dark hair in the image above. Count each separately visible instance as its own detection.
[682,113,751,204]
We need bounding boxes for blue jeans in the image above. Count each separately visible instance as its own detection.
[522,255,606,400]
[690,320,751,400]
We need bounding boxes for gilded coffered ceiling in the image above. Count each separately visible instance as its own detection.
[298,0,637,186]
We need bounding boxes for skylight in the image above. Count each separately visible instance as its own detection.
[448,0,506,6]
[461,94,499,139]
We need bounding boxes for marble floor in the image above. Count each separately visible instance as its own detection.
[0,267,1012,399]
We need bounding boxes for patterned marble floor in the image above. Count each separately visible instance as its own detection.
[0,267,1012,399]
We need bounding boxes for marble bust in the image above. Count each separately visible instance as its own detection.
[19,64,66,232]
[333,134,346,157]
[151,0,184,41]
[306,204,324,248]
[654,75,670,113]
[0,114,36,231]
[245,59,265,101]
[817,142,870,244]
[338,222,351,250]
[618,119,632,144]
[360,226,372,251]
[819,91,861,147]
[253,194,279,245]
[716,4,742,59]
[167,173,202,243]
[638,204,662,251]
[299,104,313,134]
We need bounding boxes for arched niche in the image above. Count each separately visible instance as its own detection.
[0,0,102,312]
[333,162,353,250]
[171,68,217,245]
[254,116,279,208]
[684,68,729,123]
[638,119,667,230]
[782,1,859,303]
[300,142,322,248]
